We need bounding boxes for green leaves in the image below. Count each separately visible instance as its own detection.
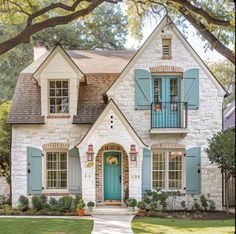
[0,101,11,179]
[205,130,235,175]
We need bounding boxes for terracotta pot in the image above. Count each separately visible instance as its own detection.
[138,209,146,217]
[77,208,85,216]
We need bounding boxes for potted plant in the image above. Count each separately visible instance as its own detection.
[77,199,85,216]
[137,201,146,217]
[87,201,95,212]
[127,198,137,212]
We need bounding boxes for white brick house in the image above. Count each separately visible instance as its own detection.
[8,16,226,209]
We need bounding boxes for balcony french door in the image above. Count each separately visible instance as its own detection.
[152,77,181,128]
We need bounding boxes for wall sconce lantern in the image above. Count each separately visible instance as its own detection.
[86,144,94,161]
[130,144,138,161]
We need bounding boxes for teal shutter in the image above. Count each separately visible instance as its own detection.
[186,147,201,194]
[68,147,82,194]
[135,69,151,110]
[142,148,152,195]
[27,147,42,195]
[184,68,199,110]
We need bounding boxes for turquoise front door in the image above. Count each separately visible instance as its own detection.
[152,76,181,128]
[104,152,121,200]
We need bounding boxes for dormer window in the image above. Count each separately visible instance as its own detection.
[49,80,69,114]
[162,38,172,59]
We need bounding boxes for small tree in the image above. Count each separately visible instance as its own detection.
[205,130,235,213]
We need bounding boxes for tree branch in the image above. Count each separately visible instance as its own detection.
[180,8,235,64]
[0,0,106,55]
[168,0,232,27]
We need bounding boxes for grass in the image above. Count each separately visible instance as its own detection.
[0,218,93,234]
[132,217,235,234]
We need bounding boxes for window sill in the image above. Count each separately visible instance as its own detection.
[162,55,172,60]
[43,192,69,196]
[47,115,70,119]
[150,128,189,136]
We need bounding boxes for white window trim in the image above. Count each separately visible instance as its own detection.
[43,150,69,193]
[151,149,186,193]
[48,79,70,116]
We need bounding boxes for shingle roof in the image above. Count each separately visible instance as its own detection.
[8,74,44,124]
[22,50,136,74]
[8,50,134,124]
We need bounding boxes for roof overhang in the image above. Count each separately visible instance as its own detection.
[77,99,147,148]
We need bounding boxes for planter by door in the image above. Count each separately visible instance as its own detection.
[104,152,121,200]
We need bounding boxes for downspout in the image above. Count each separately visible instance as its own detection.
[221,93,230,208]
[9,124,12,206]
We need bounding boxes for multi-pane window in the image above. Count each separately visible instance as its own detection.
[152,151,183,190]
[162,39,172,58]
[152,152,166,188]
[46,152,67,189]
[49,81,69,114]
[154,79,162,103]
[170,78,178,111]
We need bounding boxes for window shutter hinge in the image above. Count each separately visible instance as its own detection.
[42,186,44,190]
[42,153,44,157]
[184,153,186,157]
[184,187,186,190]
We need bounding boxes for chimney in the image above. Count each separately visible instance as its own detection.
[33,44,47,61]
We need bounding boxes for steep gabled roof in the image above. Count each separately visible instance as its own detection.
[106,16,226,96]
[77,99,147,148]
[33,44,86,82]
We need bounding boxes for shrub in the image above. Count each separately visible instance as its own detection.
[77,199,85,209]
[58,196,73,212]
[192,198,201,212]
[72,194,82,210]
[87,201,95,207]
[180,200,186,210]
[0,194,10,205]
[200,194,208,211]
[209,199,216,212]
[49,197,58,207]
[39,194,48,208]
[137,201,145,210]
[18,195,29,211]
[150,202,157,211]
[127,198,137,207]
[32,196,43,211]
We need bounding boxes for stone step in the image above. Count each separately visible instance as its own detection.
[86,206,138,215]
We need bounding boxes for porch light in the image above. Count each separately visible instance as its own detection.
[86,144,94,161]
[130,144,138,161]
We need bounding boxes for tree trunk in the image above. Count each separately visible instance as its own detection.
[225,171,231,214]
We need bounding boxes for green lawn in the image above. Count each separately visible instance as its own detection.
[0,218,93,234]
[132,217,235,234]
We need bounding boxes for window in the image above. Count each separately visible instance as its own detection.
[152,150,183,190]
[162,39,172,59]
[49,81,69,114]
[46,152,67,189]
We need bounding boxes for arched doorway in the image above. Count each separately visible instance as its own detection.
[95,143,129,204]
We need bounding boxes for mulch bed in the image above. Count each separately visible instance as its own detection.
[136,211,235,220]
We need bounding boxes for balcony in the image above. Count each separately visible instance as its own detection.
[150,102,189,135]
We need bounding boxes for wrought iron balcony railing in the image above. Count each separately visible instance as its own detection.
[151,102,188,129]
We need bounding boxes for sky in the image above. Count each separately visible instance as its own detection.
[125,16,225,62]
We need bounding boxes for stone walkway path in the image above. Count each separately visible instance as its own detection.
[92,215,134,234]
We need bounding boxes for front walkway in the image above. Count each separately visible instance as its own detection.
[92,215,134,234]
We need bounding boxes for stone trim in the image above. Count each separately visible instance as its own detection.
[95,143,129,203]
[42,142,69,151]
[43,193,69,196]
[161,34,172,39]
[150,65,183,74]
[151,143,185,149]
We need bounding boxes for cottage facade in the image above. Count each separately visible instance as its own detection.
[8,17,225,209]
